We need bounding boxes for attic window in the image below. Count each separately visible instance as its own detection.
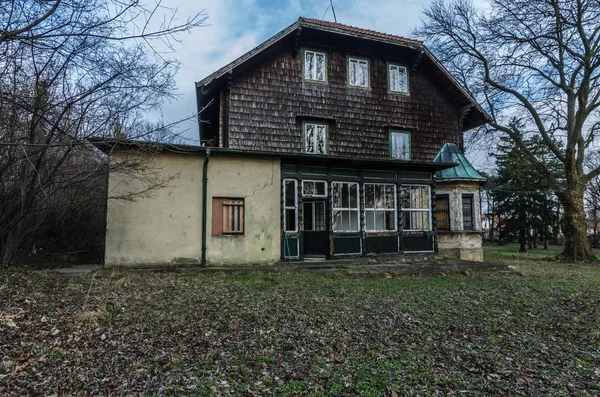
[304,122,327,155]
[348,57,369,88]
[304,50,326,82]
[389,64,408,94]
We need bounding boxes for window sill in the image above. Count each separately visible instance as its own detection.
[303,79,328,85]
[388,91,410,97]
[346,85,371,91]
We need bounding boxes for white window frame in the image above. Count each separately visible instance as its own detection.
[348,57,370,88]
[303,49,327,82]
[388,63,409,94]
[390,130,411,160]
[302,180,328,198]
[400,185,432,232]
[364,183,397,232]
[332,181,360,232]
[303,122,328,154]
[283,179,298,233]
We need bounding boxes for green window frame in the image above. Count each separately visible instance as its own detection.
[388,63,409,94]
[303,121,328,155]
[389,130,411,160]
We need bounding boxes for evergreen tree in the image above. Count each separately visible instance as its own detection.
[491,133,560,252]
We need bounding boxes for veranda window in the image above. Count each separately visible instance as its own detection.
[283,179,297,232]
[332,182,360,232]
[401,185,431,231]
[364,183,396,231]
[302,180,327,197]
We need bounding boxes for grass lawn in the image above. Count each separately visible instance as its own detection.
[1,246,600,396]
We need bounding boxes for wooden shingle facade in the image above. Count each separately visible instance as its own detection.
[195,17,488,261]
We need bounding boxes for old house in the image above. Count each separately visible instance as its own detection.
[102,17,489,267]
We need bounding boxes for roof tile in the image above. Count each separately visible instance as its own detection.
[299,17,423,47]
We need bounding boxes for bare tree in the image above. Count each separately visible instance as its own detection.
[0,0,208,266]
[416,0,600,261]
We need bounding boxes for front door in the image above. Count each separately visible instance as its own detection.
[303,200,328,257]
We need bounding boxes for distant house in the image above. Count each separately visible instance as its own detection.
[102,17,489,267]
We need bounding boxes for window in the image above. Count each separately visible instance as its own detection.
[462,194,475,231]
[332,182,360,232]
[283,179,298,232]
[304,50,326,82]
[364,183,396,232]
[302,180,327,197]
[348,57,369,88]
[435,195,450,230]
[390,130,411,160]
[304,122,327,154]
[212,198,244,235]
[400,185,431,231]
[303,201,326,231]
[389,64,408,93]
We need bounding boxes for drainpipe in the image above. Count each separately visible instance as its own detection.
[201,148,211,267]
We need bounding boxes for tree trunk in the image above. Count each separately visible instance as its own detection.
[518,198,527,253]
[558,187,595,261]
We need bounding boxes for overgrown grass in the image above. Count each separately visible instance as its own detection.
[1,250,599,396]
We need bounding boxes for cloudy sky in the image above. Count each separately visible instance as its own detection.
[157,0,491,168]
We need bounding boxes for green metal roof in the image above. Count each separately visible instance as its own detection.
[433,143,485,180]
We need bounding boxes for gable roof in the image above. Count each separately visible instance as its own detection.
[433,143,486,181]
[195,17,490,130]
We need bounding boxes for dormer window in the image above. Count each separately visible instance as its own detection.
[303,50,327,82]
[348,57,369,88]
[304,122,328,154]
[389,63,408,94]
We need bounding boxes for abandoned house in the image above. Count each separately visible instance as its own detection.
[102,17,489,267]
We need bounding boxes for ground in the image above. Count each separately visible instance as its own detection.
[1,245,599,396]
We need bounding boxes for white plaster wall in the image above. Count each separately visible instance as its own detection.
[436,181,482,231]
[105,152,203,267]
[206,155,281,265]
[105,152,281,267]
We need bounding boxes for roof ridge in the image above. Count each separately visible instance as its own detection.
[298,16,423,46]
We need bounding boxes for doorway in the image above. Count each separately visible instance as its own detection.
[303,200,329,257]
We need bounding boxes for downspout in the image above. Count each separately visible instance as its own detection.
[201,148,211,267]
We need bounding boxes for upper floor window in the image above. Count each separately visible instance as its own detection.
[304,122,328,154]
[348,57,369,88]
[390,130,411,160]
[389,64,408,94]
[304,50,326,82]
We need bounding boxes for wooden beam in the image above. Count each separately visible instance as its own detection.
[412,50,424,72]
[293,27,302,58]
